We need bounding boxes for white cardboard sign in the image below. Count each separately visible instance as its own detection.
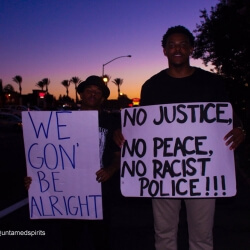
[121,102,236,198]
[22,111,102,219]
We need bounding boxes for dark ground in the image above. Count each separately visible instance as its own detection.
[0,129,250,250]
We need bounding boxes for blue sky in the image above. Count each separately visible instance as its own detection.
[0,0,219,100]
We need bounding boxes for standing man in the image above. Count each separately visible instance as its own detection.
[114,26,245,250]
[77,75,121,184]
[74,75,121,250]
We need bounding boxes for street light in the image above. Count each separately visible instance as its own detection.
[102,55,132,76]
[102,74,110,84]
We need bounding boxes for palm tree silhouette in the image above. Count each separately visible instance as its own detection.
[36,80,46,90]
[61,80,70,97]
[12,75,22,95]
[70,76,81,102]
[42,78,50,93]
[112,78,123,98]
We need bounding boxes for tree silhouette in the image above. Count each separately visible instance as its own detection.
[193,0,250,83]
[36,80,46,90]
[12,75,22,95]
[70,76,81,102]
[193,0,250,134]
[61,80,70,97]
[42,78,50,93]
[112,78,123,98]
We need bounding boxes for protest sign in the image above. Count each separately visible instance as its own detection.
[22,111,102,219]
[121,102,236,198]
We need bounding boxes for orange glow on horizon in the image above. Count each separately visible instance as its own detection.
[15,59,213,101]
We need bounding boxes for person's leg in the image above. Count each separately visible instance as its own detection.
[88,220,110,250]
[152,199,181,250]
[61,220,86,250]
[185,199,215,250]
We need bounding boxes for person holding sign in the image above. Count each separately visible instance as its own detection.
[77,76,121,209]
[77,75,121,183]
[25,75,121,249]
[76,75,121,249]
[114,26,245,250]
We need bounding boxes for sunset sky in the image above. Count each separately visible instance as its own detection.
[1,0,219,100]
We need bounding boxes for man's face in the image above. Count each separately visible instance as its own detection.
[80,85,104,110]
[163,33,193,67]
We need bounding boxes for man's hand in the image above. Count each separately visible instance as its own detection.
[96,168,115,183]
[96,151,120,183]
[224,127,245,150]
[24,176,32,190]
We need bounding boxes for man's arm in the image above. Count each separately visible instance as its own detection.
[96,151,121,183]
